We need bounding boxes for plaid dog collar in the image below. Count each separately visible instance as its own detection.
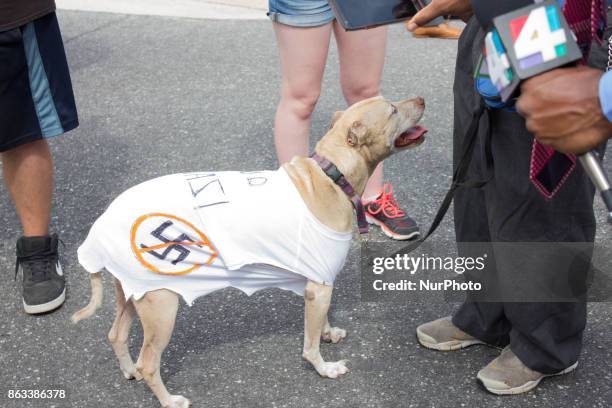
[310,153,369,235]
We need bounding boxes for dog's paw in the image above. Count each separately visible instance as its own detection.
[163,395,191,408]
[316,360,349,379]
[322,327,347,344]
[121,367,143,381]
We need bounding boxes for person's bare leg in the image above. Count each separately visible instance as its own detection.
[334,23,387,199]
[1,140,53,236]
[273,22,333,164]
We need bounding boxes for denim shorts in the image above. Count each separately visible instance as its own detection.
[268,0,335,27]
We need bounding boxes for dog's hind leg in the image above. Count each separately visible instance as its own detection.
[134,289,189,408]
[302,280,349,379]
[321,315,347,344]
[108,278,141,380]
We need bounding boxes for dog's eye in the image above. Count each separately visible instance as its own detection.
[390,104,398,115]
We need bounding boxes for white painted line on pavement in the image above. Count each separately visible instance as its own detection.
[56,0,267,20]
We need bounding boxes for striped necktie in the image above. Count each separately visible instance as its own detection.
[530,0,607,198]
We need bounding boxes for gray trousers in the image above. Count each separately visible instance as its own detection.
[450,16,611,374]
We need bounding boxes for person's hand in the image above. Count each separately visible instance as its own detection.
[406,0,473,30]
[517,66,612,155]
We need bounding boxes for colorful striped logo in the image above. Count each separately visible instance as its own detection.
[510,5,568,70]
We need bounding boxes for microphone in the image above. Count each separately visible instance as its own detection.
[479,0,612,222]
[579,153,612,222]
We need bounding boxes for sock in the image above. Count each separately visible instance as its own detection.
[363,193,382,203]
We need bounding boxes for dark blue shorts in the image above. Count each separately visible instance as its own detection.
[0,12,78,152]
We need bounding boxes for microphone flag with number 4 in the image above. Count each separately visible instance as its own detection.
[484,0,583,102]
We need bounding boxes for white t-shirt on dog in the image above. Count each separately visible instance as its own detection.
[77,168,353,305]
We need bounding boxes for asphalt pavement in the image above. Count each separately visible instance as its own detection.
[0,9,611,408]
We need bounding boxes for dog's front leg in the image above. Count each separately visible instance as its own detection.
[302,280,348,379]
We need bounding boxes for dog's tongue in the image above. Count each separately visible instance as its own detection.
[404,125,428,140]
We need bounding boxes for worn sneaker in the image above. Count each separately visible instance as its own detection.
[364,183,420,240]
[477,346,578,395]
[416,316,487,351]
[15,234,65,314]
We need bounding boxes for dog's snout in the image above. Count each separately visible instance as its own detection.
[399,97,425,111]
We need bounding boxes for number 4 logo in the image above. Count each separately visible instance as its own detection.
[485,30,513,92]
[510,5,568,70]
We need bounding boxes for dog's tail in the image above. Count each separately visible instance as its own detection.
[71,272,103,323]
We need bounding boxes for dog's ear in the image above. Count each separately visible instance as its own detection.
[330,111,344,129]
[347,121,367,146]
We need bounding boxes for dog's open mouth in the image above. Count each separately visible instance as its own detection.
[395,126,428,148]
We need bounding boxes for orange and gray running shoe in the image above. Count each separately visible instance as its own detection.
[364,183,420,241]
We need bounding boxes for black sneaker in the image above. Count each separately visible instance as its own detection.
[364,183,420,241]
[15,234,65,314]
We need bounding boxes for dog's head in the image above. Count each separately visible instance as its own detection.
[320,96,427,168]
